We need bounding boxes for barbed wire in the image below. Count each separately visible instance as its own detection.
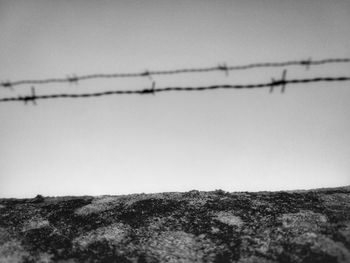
[1,57,349,89]
[1,76,349,104]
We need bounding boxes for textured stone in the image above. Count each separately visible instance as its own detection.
[0,186,349,262]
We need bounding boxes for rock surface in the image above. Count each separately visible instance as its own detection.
[0,186,350,262]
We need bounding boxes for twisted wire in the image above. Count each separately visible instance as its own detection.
[1,58,349,88]
[1,76,349,103]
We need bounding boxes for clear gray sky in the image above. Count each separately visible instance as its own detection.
[0,0,349,198]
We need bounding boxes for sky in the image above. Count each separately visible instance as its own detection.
[0,0,349,198]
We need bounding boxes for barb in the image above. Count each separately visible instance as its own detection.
[270,70,287,93]
[140,81,156,95]
[67,74,79,84]
[301,57,312,70]
[1,81,13,90]
[1,76,349,103]
[218,63,229,76]
[1,57,349,88]
[141,69,153,81]
[17,86,37,105]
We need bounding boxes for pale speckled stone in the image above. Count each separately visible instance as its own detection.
[215,211,244,228]
[73,223,130,249]
[280,210,327,233]
[22,217,50,232]
[143,231,216,263]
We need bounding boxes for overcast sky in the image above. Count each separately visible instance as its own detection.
[0,0,350,198]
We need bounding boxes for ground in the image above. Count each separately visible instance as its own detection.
[0,186,349,263]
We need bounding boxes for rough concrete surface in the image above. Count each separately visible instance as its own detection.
[0,186,349,262]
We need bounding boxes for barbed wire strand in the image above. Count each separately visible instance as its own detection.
[1,58,349,88]
[1,76,349,104]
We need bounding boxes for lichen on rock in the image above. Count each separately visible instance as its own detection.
[280,210,327,233]
[73,222,130,249]
[142,231,216,263]
[0,186,349,262]
[215,211,244,228]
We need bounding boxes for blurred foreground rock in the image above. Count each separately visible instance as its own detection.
[0,186,349,262]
